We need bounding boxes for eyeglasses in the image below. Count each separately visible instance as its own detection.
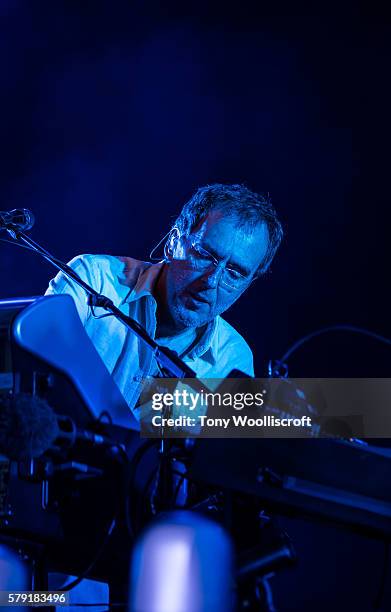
[183,238,254,290]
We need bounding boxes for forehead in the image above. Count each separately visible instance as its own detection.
[190,209,269,274]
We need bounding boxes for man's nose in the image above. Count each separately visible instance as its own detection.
[202,263,223,288]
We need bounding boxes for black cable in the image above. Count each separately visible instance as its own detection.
[172,472,187,507]
[90,304,116,320]
[124,439,160,538]
[280,325,391,365]
[1,228,61,262]
[145,466,193,517]
[144,467,161,517]
[61,517,117,592]
[0,238,37,252]
[61,435,130,592]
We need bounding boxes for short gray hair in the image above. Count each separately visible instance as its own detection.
[171,183,283,275]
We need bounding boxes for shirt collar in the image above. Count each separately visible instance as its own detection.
[122,260,164,303]
[121,259,217,364]
[189,317,217,363]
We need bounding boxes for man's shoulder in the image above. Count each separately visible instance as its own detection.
[215,315,253,357]
[68,254,151,290]
[68,253,146,273]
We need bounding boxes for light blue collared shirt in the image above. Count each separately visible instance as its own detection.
[45,254,254,415]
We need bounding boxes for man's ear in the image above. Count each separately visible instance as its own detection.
[164,227,181,260]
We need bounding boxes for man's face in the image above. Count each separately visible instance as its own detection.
[163,210,269,330]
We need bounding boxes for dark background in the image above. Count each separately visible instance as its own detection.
[1,2,391,609]
[1,0,390,377]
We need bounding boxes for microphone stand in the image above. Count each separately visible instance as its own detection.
[2,219,197,515]
[1,220,196,379]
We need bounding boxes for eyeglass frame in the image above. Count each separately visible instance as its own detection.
[150,228,260,290]
[180,234,258,290]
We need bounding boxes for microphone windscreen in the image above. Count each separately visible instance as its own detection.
[20,208,35,231]
[0,393,59,460]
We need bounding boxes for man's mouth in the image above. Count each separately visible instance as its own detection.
[186,291,211,305]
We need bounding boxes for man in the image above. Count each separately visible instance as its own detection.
[45,183,283,416]
[45,183,282,606]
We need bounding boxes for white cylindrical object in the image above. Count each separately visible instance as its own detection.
[129,511,234,612]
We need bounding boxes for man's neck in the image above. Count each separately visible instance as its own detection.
[153,264,185,338]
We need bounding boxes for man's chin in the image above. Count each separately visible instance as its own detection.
[172,303,212,330]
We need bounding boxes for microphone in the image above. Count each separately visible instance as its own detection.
[0,208,35,231]
[0,393,59,460]
[0,393,120,461]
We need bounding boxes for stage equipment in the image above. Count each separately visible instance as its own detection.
[0,296,143,599]
[129,511,234,612]
[0,208,35,232]
[189,437,391,539]
[3,208,391,610]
